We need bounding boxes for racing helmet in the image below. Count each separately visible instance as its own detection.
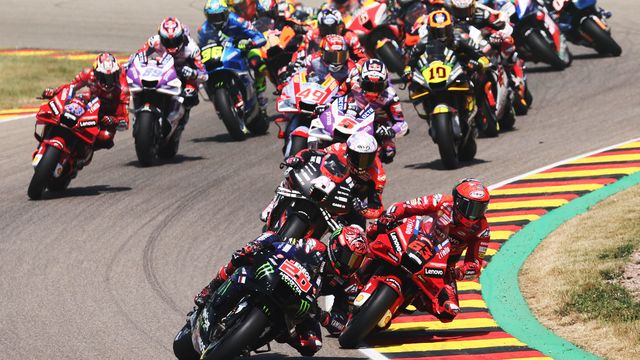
[452,178,490,227]
[159,17,186,54]
[204,0,230,27]
[427,9,454,44]
[93,53,121,91]
[346,132,378,175]
[448,0,476,20]
[359,59,388,102]
[328,225,368,277]
[317,8,345,36]
[320,34,349,72]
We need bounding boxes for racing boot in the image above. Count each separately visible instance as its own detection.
[193,263,233,309]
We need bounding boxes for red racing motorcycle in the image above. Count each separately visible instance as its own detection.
[347,1,405,75]
[28,84,100,199]
[339,215,454,348]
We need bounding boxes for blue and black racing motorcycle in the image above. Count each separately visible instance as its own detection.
[550,0,621,56]
[200,37,269,141]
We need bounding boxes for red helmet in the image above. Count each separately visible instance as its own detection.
[320,34,348,72]
[93,53,121,91]
[328,225,368,277]
[452,178,490,227]
[159,17,186,55]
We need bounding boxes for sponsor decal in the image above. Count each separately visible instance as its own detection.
[386,252,398,262]
[424,267,445,277]
[79,120,97,127]
[470,190,486,199]
[405,218,415,235]
[479,228,490,238]
[296,299,311,316]
[389,232,402,254]
[385,277,402,291]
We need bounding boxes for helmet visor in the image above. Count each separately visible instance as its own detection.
[207,12,228,26]
[95,70,119,88]
[347,147,376,171]
[455,197,488,221]
[361,79,386,94]
[319,23,338,36]
[333,246,365,275]
[161,35,183,51]
[322,49,348,66]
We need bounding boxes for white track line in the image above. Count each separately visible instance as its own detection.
[0,113,36,124]
[358,136,640,359]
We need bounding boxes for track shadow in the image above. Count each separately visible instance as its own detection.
[125,154,205,167]
[42,185,132,199]
[191,133,236,143]
[253,355,364,360]
[525,64,563,73]
[572,52,608,60]
[405,158,489,170]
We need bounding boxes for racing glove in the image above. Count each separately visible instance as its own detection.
[402,66,413,83]
[352,198,368,213]
[280,155,304,169]
[314,104,328,115]
[489,32,505,47]
[375,125,396,139]
[455,260,481,281]
[181,66,197,80]
[101,116,116,128]
[42,88,56,99]
[237,39,255,51]
[378,204,402,226]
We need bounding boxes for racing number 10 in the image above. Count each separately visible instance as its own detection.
[428,66,448,82]
[279,259,312,292]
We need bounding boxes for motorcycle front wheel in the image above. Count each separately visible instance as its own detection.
[134,111,158,167]
[28,145,62,200]
[581,18,622,56]
[202,305,268,360]
[526,31,566,70]
[339,282,398,349]
[432,112,459,170]
[375,41,405,76]
[213,87,248,141]
[173,321,199,360]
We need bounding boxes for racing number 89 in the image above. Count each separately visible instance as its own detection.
[279,259,312,293]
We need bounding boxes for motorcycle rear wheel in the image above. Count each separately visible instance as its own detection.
[277,213,309,239]
[375,42,405,76]
[134,112,158,167]
[581,18,622,56]
[526,31,566,70]
[339,283,398,349]
[203,306,268,360]
[214,87,248,141]
[28,146,61,200]
[432,112,459,169]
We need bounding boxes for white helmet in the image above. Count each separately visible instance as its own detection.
[346,132,378,174]
[449,0,476,20]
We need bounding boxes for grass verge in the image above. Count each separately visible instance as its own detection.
[0,55,89,110]
[520,185,640,360]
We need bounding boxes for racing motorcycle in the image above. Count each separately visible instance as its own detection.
[28,84,100,199]
[173,241,322,359]
[468,27,516,136]
[255,17,307,89]
[408,44,478,169]
[275,69,341,157]
[127,52,184,166]
[307,95,376,150]
[339,216,453,348]
[265,152,356,239]
[503,0,572,69]
[201,37,269,141]
[347,1,405,75]
[550,0,621,56]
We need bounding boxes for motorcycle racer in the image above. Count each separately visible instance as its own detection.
[42,53,129,151]
[198,0,269,112]
[369,178,491,321]
[194,227,368,356]
[135,17,207,127]
[350,59,408,164]
[298,7,368,65]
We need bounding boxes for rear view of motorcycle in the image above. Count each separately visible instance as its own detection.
[551,0,621,56]
[201,38,269,141]
[127,52,185,166]
[409,46,478,169]
[28,85,100,199]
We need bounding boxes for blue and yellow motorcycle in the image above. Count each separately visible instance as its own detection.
[201,37,269,141]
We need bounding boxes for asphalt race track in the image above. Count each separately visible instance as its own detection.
[1,0,639,358]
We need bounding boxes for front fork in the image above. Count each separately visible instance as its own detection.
[353,274,406,328]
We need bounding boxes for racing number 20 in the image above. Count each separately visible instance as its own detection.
[279,259,312,292]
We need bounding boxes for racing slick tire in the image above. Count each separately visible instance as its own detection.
[526,31,566,70]
[28,146,62,200]
[277,213,309,239]
[246,112,270,135]
[458,135,477,162]
[376,42,405,76]
[134,112,158,167]
[173,322,199,360]
[339,283,398,349]
[214,87,248,141]
[202,306,268,360]
[433,112,459,169]
[581,18,622,56]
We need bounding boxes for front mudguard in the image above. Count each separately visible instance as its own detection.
[353,274,405,327]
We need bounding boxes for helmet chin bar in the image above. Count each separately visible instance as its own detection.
[328,64,344,72]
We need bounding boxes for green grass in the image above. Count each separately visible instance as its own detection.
[0,55,89,110]
[598,243,635,260]
[568,282,640,322]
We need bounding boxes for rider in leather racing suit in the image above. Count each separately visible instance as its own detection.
[136,17,208,127]
[369,178,491,322]
[350,59,408,164]
[198,0,269,112]
[42,53,129,151]
[194,227,368,356]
